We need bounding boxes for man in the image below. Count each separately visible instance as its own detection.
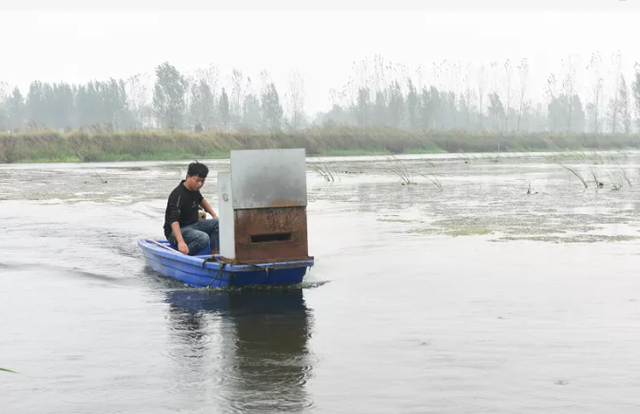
[163,161,219,255]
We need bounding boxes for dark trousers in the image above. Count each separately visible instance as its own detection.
[168,219,219,255]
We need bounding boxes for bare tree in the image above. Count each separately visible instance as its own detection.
[196,64,220,126]
[0,81,10,102]
[182,72,196,126]
[633,63,640,131]
[619,74,631,134]
[586,51,605,134]
[432,60,446,92]
[415,63,427,92]
[450,61,461,128]
[0,82,11,132]
[125,73,151,129]
[608,51,623,133]
[372,54,387,93]
[477,64,486,129]
[230,68,243,124]
[546,73,559,131]
[562,54,578,132]
[503,59,512,132]
[329,86,346,109]
[489,61,502,130]
[346,58,373,125]
[406,77,419,130]
[286,70,306,130]
[241,76,262,129]
[516,58,529,132]
[463,62,474,129]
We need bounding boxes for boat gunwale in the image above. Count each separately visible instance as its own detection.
[138,239,314,272]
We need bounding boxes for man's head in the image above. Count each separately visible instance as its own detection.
[184,161,208,191]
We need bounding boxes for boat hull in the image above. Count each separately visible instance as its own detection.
[138,239,313,288]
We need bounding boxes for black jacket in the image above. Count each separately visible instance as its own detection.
[163,180,203,238]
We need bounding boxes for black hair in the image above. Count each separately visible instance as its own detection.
[187,161,209,178]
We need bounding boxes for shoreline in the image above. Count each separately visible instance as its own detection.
[2,127,640,164]
[7,147,637,165]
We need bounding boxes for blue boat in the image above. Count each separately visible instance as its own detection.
[138,238,314,288]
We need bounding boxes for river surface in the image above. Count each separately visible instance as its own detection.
[2,151,640,413]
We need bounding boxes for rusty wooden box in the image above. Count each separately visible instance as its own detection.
[217,149,312,263]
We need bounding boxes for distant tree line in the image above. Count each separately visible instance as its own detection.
[320,53,640,135]
[0,63,299,133]
[1,51,640,135]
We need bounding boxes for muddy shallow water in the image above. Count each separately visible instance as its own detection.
[2,151,640,413]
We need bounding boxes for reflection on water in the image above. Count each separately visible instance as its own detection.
[165,288,315,413]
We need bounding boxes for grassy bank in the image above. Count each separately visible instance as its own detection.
[1,126,640,163]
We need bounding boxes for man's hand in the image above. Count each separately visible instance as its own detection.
[178,240,189,255]
[171,221,188,255]
[200,199,217,219]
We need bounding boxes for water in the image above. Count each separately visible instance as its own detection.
[2,151,640,413]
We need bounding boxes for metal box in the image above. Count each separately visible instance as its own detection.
[217,149,311,263]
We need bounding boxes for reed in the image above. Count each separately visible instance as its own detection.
[2,126,640,163]
[606,164,632,191]
[613,160,633,187]
[558,162,589,189]
[589,168,600,188]
[311,158,339,182]
[388,155,416,185]
[418,168,444,191]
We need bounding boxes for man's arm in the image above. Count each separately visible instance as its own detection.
[167,192,189,254]
[200,198,218,218]
[171,221,189,254]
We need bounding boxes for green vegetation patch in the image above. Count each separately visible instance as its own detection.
[3,127,640,163]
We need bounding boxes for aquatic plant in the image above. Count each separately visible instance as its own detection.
[606,163,632,191]
[558,162,588,189]
[589,167,603,189]
[418,168,443,191]
[388,155,415,185]
[311,158,339,182]
[612,160,633,187]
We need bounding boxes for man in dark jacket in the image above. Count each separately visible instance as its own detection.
[163,162,219,255]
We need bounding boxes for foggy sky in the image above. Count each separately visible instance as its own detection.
[1,0,639,114]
